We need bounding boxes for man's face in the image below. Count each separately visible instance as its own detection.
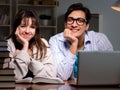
[65,10,89,38]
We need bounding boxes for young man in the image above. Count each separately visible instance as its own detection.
[49,3,113,80]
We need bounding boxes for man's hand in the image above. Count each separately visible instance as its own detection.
[64,28,78,43]
[64,28,78,54]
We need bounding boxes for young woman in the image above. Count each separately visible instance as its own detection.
[7,9,57,80]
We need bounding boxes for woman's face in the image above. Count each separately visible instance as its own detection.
[17,18,36,41]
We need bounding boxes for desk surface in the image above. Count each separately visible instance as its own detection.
[15,84,120,90]
[2,81,120,90]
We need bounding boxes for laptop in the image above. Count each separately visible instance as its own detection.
[71,51,120,86]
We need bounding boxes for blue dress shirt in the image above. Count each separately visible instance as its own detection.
[49,31,113,80]
[74,52,79,78]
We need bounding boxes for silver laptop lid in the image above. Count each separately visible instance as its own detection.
[77,51,120,85]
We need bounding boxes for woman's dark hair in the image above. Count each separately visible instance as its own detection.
[7,9,47,60]
[64,3,91,24]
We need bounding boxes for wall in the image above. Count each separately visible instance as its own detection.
[57,0,120,50]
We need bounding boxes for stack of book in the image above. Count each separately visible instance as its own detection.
[0,40,15,89]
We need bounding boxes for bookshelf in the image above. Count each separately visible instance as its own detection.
[0,0,12,41]
[0,0,58,41]
[0,41,15,88]
[16,0,58,41]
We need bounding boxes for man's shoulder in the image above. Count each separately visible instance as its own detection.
[87,31,106,37]
[50,32,64,40]
[52,32,63,37]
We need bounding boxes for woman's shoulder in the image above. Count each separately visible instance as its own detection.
[41,38,49,46]
[7,38,14,45]
[7,38,16,51]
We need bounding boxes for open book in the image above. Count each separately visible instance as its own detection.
[15,77,64,84]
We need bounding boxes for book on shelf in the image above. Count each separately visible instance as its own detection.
[0,62,9,69]
[0,68,15,88]
[16,76,64,84]
[0,46,8,51]
[2,14,8,25]
[0,74,15,81]
[0,14,9,25]
[0,50,9,57]
[0,81,15,89]
[0,57,11,69]
[0,14,5,25]
[0,68,14,75]
[0,40,8,51]
[0,40,7,46]
[0,57,11,64]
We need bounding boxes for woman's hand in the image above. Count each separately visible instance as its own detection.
[15,27,29,51]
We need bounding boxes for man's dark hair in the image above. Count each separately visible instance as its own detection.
[64,3,91,24]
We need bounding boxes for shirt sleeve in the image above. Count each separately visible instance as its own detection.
[49,36,76,80]
[14,50,31,79]
[7,39,57,80]
[7,39,30,80]
[29,46,57,78]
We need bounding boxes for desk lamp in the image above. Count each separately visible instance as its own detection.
[111,0,120,11]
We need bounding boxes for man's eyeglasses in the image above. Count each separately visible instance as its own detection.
[66,17,87,26]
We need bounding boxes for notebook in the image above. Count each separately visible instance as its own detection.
[71,51,120,86]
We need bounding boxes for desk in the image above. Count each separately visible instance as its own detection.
[3,81,120,90]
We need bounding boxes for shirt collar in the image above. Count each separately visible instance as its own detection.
[84,31,91,45]
[58,32,68,42]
